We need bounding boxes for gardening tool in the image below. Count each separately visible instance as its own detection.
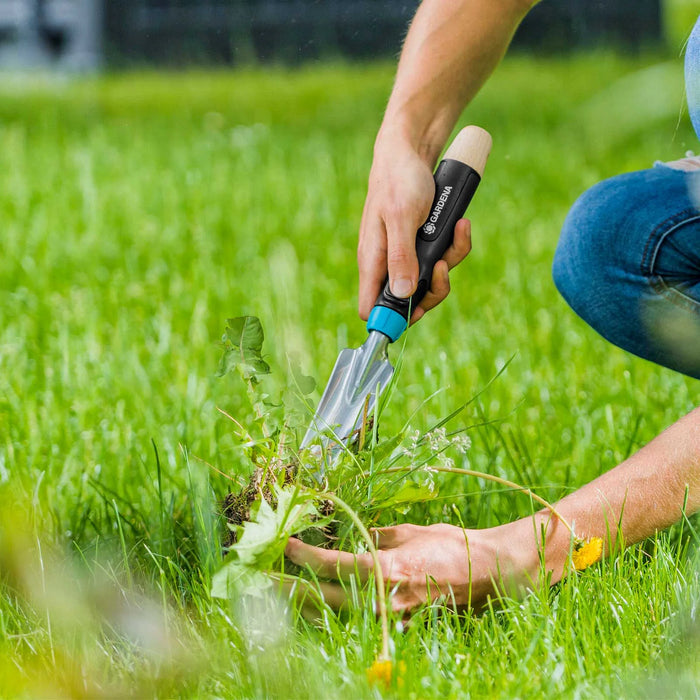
[301,125,492,468]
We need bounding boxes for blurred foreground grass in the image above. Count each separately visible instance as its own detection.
[1,53,699,697]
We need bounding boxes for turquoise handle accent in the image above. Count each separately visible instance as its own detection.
[366,305,407,342]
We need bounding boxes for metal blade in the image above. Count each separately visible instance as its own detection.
[301,331,394,467]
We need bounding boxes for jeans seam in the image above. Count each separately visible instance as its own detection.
[641,207,700,312]
[649,277,700,312]
[640,208,700,276]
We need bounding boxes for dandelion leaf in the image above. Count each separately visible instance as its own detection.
[369,432,405,463]
[211,486,329,598]
[211,565,273,599]
[217,316,271,378]
[280,360,316,428]
[372,480,436,514]
[234,497,282,567]
[289,361,315,396]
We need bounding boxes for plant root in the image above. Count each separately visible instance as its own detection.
[220,461,336,550]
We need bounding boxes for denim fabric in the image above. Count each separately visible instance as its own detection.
[553,167,700,379]
[552,18,700,380]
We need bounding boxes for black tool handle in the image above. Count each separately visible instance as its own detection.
[372,125,492,322]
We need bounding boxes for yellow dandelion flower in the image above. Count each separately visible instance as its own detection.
[366,659,406,688]
[572,537,603,571]
[366,659,393,688]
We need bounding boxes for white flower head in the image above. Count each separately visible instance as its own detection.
[427,427,449,453]
[451,434,472,454]
[438,454,455,468]
[409,429,421,449]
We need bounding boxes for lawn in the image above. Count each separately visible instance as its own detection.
[1,52,699,697]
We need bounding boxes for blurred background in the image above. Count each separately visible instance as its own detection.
[0,0,693,70]
[2,0,700,696]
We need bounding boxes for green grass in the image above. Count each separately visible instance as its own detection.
[665,0,700,50]
[1,53,700,697]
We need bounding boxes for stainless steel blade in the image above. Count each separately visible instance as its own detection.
[301,331,394,467]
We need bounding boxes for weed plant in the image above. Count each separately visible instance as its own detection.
[1,53,700,696]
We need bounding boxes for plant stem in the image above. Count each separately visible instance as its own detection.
[320,491,391,662]
[386,464,575,536]
[244,374,271,439]
[216,407,253,441]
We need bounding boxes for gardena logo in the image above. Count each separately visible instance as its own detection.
[422,186,452,236]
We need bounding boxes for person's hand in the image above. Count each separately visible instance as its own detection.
[660,154,700,171]
[285,521,539,615]
[357,135,473,324]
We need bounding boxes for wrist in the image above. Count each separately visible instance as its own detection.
[509,511,572,584]
[375,114,451,167]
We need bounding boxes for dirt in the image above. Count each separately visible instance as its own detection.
[218,413,377,550]
[220,461,295,548]
[220,460,336,550]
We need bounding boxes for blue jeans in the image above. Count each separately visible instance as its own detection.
[553,166,700,380]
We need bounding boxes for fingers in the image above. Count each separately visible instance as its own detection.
[278,576,348,612]
[443,218,472,270]
[357,205,388,320]
[411,259,450,324]
[356,151,440,317]
[411,219,472,323]
[285,538,374,581]
[385,210,421,299]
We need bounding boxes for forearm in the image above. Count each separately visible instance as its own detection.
[378,0,535,164]
[516,407,700,581]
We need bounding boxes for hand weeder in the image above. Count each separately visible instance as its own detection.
[301,125,492,471]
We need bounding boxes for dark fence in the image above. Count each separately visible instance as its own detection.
[0,0,664,69]
[104,1,419,65]
[105,0,663,66]
[517,0,663,52]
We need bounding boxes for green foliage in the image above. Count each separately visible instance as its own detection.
[218,315,271,380]
[212,315,450,595]
[212,486,325,597]
[0,55,699,697]
[664,0,700,49]
[368,480,436,514]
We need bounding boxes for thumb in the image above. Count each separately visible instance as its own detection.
[384,208,422,298]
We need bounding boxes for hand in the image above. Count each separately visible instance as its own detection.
[357,135,473,324]
[660,154,700,171]
[285,521,537,615]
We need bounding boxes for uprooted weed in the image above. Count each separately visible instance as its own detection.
[220,460,336,549]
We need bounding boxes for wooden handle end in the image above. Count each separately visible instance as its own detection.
[443,125,492,178]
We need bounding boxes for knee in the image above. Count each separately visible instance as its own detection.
[553,168,692,313]
[552,177,627,316]
[551,168,700,376]
[551,203,584,310]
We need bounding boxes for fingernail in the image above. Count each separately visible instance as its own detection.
[391,278,413,298]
